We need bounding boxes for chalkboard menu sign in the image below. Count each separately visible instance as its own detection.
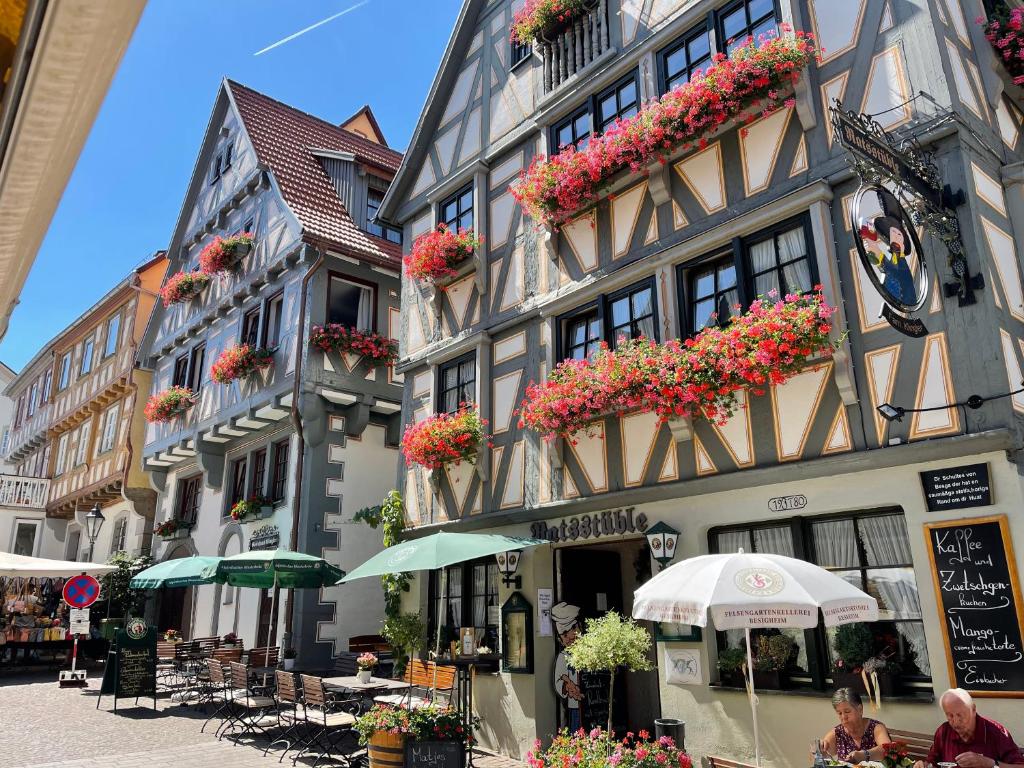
[405,740,465,768]
[920,463,992,512]
[580,670,611,732]
[924,515,1024,698]
[96,624,157,711]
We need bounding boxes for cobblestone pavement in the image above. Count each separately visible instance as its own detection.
[1,672,523,768]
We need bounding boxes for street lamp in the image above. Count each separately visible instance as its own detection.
[84,503,105,562]
[645,521,680,571]
[495,550,522,588]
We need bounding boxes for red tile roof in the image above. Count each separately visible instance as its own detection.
[227,80,404,268]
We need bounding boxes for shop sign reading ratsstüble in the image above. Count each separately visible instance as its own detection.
[530,507,649,543]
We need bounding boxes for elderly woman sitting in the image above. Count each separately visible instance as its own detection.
[819,688,892,764]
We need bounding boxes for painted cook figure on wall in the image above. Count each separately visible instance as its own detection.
[857,188,917,308]
[552,601,583,732]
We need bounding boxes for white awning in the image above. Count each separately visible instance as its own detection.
[0,551,116,578]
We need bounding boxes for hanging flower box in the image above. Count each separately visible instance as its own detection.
[510,0,593,45]
[401,406,488,471]
[161,270,210,307]
[519,291,836,441]
[980,8,1024,86]
[404,224,483,285]
[198,232,255,275]
[309,325,399,368]
[229,495,274,522]
[145,386,197,423]
[210,343,276,384]
[511,31,818,228]
[155,518,193,540]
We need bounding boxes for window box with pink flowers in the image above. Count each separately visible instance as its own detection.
[980,7,1024,87]
[198,232,255,275]
[404,225,483,287]
[161,271,211,307]
[400,406,488,472]
[210,344,276,384]
[510,0,594,46]
[145,386,197,424]
[309,325,398,369]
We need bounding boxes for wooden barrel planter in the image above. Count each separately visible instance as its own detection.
[368,731,406,768]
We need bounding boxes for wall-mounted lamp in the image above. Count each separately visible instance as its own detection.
[878,381,1024,424]
[495,550,522,588]
[645,521,680,571]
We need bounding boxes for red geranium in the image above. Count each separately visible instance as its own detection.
[210,343,275,384]
[510,0,591,45]
[154,519,191,538]
[980,7,1024,85]
[198,232,255,275]
[160,271,210,307]
[309,324,399,368]
[144,386,197,423]
[518,291,836,440]
[404,224,482,283]
[511,31,818,228]
[401,406,487,471]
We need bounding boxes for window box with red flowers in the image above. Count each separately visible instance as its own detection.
[198,232,255,275]
[161,271,211,307]
[401,406,487,472]
[980,7,1024,87]
[404,225,483,287]
[145,386,198,423]
[309,325,398,368]
[511,32,818,230]
[519,292,837,441]
[210,344,276,384]
[510,0,593,46]
[229,495,274,522]
[155,518,194,540]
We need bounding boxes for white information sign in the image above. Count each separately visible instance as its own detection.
[537,588,553,637]
[664,648,703,686]
[69,608,90,636]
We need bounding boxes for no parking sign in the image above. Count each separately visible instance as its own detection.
[62,574,101,609]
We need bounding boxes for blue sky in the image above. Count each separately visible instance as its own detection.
[0,0,463,371]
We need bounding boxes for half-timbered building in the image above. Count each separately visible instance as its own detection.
[380,1,1024,763]
[137,81,404,661]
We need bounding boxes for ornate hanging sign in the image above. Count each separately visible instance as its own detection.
[830,101,983,335]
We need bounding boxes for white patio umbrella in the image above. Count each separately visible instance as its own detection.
[632,550,878,766]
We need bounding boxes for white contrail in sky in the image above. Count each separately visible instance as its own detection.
[254,1,371,56]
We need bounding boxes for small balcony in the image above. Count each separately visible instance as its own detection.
[0,474,51,510]
[539,0,612,96]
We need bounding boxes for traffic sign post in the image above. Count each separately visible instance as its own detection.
[60,573,101,688]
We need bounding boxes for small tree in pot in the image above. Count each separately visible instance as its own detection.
[564,611,653,734]
[382,612,425,678]
[752,634,796,689]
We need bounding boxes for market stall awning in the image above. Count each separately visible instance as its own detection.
[130,556,222,589]
[0,551,117,577]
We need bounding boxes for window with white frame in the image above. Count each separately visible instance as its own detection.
[98,403,120,455]
[328,275,375,331]
[58,352,72,390]
[26,380,38,417]
[0,428,9,456]
[80,336,95,376]
[74,422,92,467]
[12,519,40,557]
[112,517,128,553]
[103,313,120,359]
[54,434,70,477]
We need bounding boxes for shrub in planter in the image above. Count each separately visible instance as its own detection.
[404,224,482,283]
[511,31,818,228]
[980,8,1024,85]
[400,406,487,471]
[527,728,693,768]
[222,632,238,646]
[309,324,399,368]
[198,232,255,275]
[210,343,275,384]
[229,494,273,522]
[144,386,197,423]
[510,0,592,45]
[161,270,210,307]
[752,634,795,689]
[519,292,836,440]
[717,646,747,687]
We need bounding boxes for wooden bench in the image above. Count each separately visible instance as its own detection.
[349,634,390,653]
[374,659,456,709]
[889,729,933,763]
[704,756,757,768]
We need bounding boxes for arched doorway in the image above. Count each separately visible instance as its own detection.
[157,543,196,639]
[211,524,243,637]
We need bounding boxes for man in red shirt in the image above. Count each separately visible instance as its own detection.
[913,689,1022,768]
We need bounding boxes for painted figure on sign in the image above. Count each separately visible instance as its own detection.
[857,189,917,308]
[551,601,583,732]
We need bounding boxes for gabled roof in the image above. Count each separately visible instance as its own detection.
[339,104,389,147]
[226,80,404,267]
[379,0,484,222]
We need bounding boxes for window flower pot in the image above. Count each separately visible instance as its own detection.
[210,344,275,384]
[198,233,255,275]
[403,224,481,285]
[160,270,210,307]
[309,325,399,368]
[511,0,595,46]
[401,406,487,472]
[145,386,197,423]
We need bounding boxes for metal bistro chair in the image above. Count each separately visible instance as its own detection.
[156,641,178,691]
[295,674,360,768]
[201,659,241,739]
[227,661,276,743]
[264,670,306,762]
[194,646,244,707]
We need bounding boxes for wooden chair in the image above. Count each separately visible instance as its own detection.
[226,661,276,742]
[156,641,178,690]
[296,674,360,768]
[348,634,390,653]
[249,646,280,668]
[264,670,306,761]
[373,659,455,709]
[704,757,758,768]
[201,659,239,738]
[889,729,933,762]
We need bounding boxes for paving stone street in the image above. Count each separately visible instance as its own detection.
[1,672,522,768]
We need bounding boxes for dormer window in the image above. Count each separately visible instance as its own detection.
[209,141,234,185]
[366,189,402,244]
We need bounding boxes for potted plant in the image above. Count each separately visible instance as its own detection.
[356,652,378,683]
[283,646,297,671]
[400,405,487,471]
[355,705,416,768]
[880,741,914,768]
[564,610,653,734]
[198,232,255,275]
[716,646,747,687]
[403,224,482,284]
[309,324,399,368]
[832,622,873,691]
[222,632,238,648]
[144,386,197,423]
[160,270,210,307]
[381,612,425,678]
[229,494,273,522]
[752,633,795,689]
[510,0,593,46]
[528,727,692,768]
[210,343,276,384]
[154,518,191,540]
[164,629,182,643]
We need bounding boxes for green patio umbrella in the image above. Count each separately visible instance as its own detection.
[129,555,222,589]
[202,549,346,648]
